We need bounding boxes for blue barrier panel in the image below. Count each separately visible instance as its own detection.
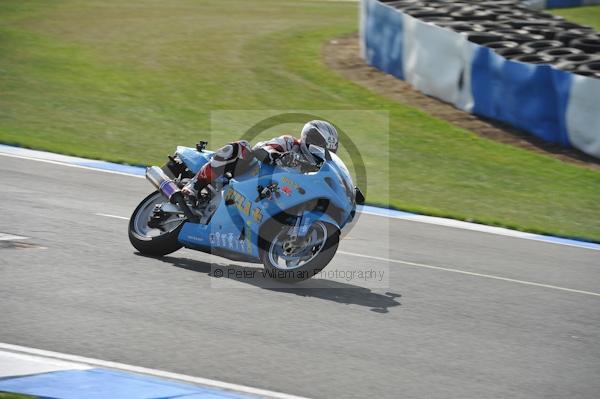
[470,47,572,146]
[526,0,600,9]
[547,0,586,7]
[363,0,405,80]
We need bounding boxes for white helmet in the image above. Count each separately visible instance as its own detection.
[300,120,339,153]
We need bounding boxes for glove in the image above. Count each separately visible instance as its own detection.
[276,152,295,167]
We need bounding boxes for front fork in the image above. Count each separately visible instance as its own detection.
[288,213,304,242]
[287,204,313,245]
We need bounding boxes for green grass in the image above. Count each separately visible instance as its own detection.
[1,0,599,241]
[550,5,600,30]
[0,393,38,399]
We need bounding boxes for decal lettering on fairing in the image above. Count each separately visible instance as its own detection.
[281,176,305,194]
[209,231,247,251]
[252,207,263,223]
[224,188,264,224]
[224,189,251,216]
[281,186,292,196]
[217,190,261,255]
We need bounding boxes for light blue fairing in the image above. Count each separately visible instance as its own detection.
[175,146,214,173]
[176,148,355,261]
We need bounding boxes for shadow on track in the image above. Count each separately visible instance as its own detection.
[140,253,401,313]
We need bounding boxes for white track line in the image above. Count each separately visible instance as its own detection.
[0,152,144,178]
[96,213,600,297]
[0,343,309,399]
[0,233,28,241]
[95,213,129,220]
[338,250,600,297]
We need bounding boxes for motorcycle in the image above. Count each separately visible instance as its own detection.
[128,141,365,282]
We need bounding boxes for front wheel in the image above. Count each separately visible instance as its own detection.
[259,221,340,283]
[128,191,185,256]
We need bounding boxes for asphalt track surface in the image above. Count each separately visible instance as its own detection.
[1,155,599,399]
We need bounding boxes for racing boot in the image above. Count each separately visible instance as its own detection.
[181,177,200,206]
[182,165,213,208]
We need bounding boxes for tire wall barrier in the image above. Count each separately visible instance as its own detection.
[359,0,600,159]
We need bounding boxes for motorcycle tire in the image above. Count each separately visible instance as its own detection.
[435,21,485,32]
[387,1,423,10]
[567,28,596,37]
[491,29,530,36]
[259,220,340,283]
[512,54,554,65]
[479,1,520,9]
[442,6,480,14]
[554,54,600,70]
[486,41,520,50]
[501,33,544,44]
[554,21,585,30]
[400,5,434,12]
[495,47,534,58]
[477,22,513,30]
[505,19,552,29]
[539,47,583,58]
[129,191,184,256]
[384,0,419,8]
[573,70,600,79]
[450,10,496,22]
[495,10,526,20]
[570,37,600,54]
[420,16,454,23]
[555,31,585,46]
[577,61,600,74]
[523,27,556,39]
[521,40,563,52]
[463,31,504,45]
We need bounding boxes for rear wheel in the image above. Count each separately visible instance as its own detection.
[259,220,339,283]
[128,191,185,256]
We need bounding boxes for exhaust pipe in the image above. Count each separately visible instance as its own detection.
[146,166,180,201]
[146,166,197,221]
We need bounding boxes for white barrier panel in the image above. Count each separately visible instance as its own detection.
[566,76,600,157]
[402,15,476,112]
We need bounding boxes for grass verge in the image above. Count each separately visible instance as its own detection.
[1,0,599,241]
[0,393,38,399]
[550,5,600,30]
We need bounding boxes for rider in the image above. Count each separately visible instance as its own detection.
[182,120,339,201]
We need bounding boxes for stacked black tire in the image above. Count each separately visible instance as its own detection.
[380,0,600,78]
